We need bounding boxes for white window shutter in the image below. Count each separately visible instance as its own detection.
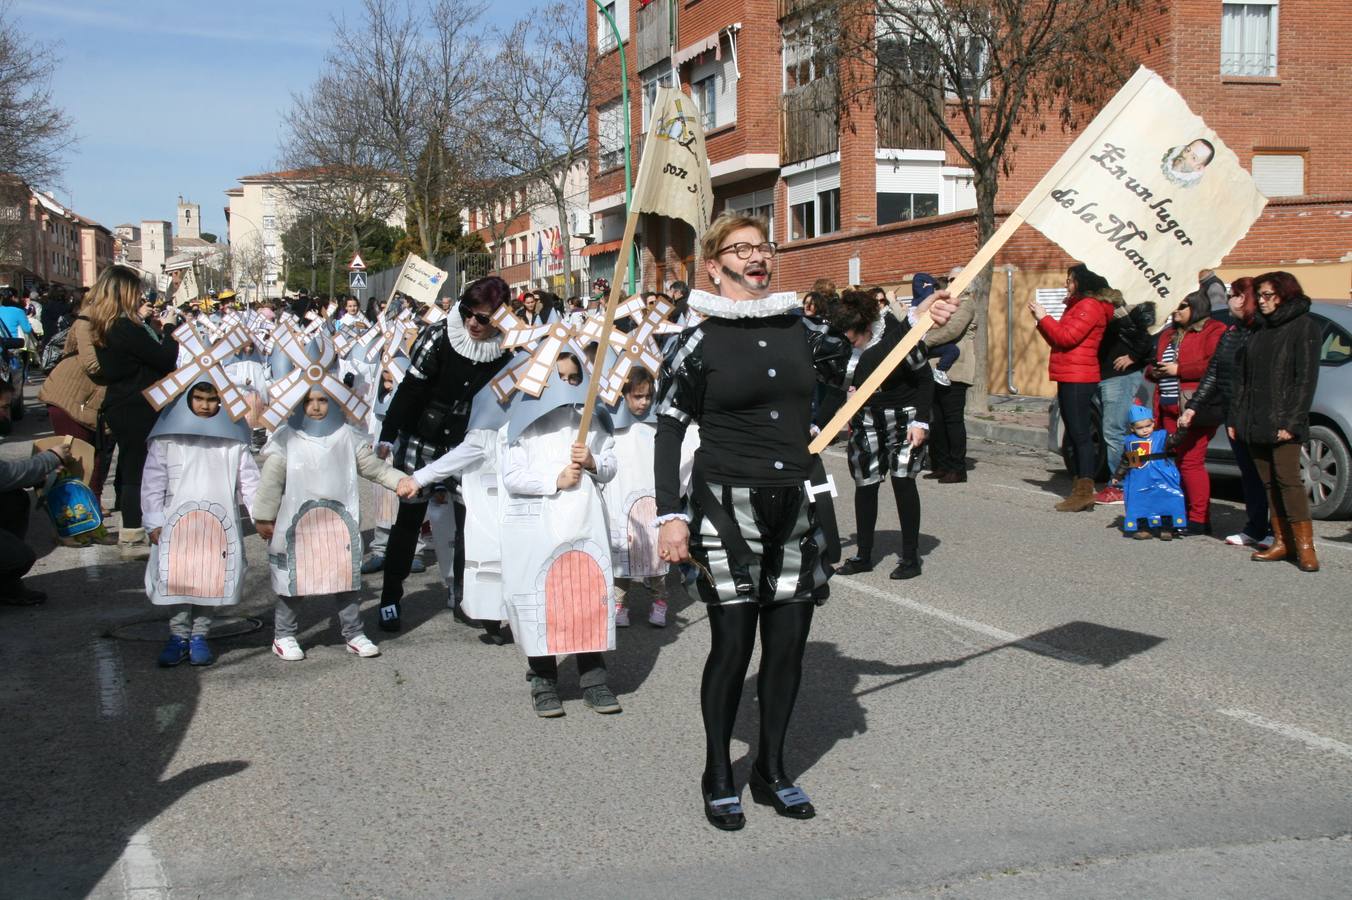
[1252,154,1304,197]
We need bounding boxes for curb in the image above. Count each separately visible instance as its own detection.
[965,417,1048,452]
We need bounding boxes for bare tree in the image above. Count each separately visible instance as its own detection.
[229,233,271,304]
[801,0,1158,404]
[0,2,74,187]
[481,2,592,297]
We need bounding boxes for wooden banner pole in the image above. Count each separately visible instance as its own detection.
[808,212,1025,455]
[576,210,641,441]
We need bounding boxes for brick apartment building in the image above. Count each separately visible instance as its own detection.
[587,0,1352,397]
[0,177,114,293]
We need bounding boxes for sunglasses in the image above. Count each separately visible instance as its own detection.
[459,304,493,326]
[1257,290,1278,300]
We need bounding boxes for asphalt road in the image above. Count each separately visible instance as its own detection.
[3,400,1350,899]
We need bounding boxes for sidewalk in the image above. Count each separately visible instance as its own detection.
[965,394,1052,453]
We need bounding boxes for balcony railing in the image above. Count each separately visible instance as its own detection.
[876,70,943,151]
[781,76,839,165]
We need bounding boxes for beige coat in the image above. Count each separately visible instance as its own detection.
[924,300,978,386]
[37,318,105,429]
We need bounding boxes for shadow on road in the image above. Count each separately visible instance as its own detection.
[729,622,1164,783]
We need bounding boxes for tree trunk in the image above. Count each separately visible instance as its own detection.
[967,166,1002,412]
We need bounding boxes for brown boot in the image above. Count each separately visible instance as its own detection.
[1054,477,1097,512]
[1290,520,1320,572]
[1251,510,1290,561]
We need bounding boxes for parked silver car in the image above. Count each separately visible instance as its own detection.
[1048,300,1352,519]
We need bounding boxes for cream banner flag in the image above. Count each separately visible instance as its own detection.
[631,85,714,236]
[172,268,199,307]
[394,253,450,304]
[1017,66,1267,305]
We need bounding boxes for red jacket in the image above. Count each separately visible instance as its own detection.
[1038,294,1114,383]
[1146,318,1226,413]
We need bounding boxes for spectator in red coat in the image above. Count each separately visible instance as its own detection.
[1145,287,1226,534]
[1030,264,1115,512]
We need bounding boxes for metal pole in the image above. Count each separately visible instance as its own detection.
[591,0,638,294]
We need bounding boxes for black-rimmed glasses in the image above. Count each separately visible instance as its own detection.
[716,241,777,259]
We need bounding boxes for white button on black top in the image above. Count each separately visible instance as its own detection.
[758,340,768,347]
[768,368,777,377]
[770,410,780,420]
[774,461,784,470]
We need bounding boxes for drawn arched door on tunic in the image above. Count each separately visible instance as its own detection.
[544,547,609,655]
[626,494,660,576]
[289,501,359,595]
[160,503,236,599]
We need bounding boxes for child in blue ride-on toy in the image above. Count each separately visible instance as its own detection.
[1114,404,1188,541]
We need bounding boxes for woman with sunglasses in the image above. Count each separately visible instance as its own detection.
[1230,271,1323,572]
[374,276,514,631]
[655,213,956,830]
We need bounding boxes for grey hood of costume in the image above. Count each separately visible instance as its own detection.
[466,381,511,434]
[505,372,612,444]
[608,395,657,430]
[148,384,251,444]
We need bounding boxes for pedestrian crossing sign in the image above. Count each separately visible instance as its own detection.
[349,271,367,289]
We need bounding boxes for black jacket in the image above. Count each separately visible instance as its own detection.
[1097,302,1156,380]
[1186,322,1254,425]
[95,316,179,435]
[1230,297,1322,444]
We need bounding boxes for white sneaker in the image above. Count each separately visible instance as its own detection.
[932,368,951,386]
[648,599,668,628]
[615,605,630,628]
[345,634,381,658]
[1224,532,1257,546]
[272,637,304,661]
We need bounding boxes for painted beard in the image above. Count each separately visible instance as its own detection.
[719,262,770,292]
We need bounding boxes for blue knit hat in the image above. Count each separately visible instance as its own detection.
[912,272,937,302]
[1129,404,1153,425]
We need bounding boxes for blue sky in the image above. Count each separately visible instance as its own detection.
[19,0,528,237]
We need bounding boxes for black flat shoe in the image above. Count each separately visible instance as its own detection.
[749,768,815,819]
[889,558,922,580]
[702,775,745,831]
[835,555,873,576]
[377,602,402,632]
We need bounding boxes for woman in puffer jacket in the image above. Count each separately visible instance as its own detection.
[1230,271,1323,572]
[1178,277,1268,547]
[1145,286,1226,534]
[1030,263,1115,512]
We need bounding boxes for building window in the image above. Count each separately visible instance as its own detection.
[596,0,628,54]
[1251,152,1304,196]
[597,98,625,172]
[641,66,676,130]
[877,192,940,224]
[262,215,276,230]
[818,188,840,235]
[1221,1,1278,76]
[783,14,834,92]
[790,201,816,241]
[727,188,774,242]
[693,75,717,132]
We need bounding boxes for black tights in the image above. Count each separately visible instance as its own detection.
[853,477,920,562]
[701,601,815,792]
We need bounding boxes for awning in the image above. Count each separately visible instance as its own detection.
[674,22,741,67]
[581,239,622,257]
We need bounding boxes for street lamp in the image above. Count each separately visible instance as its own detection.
[591,0,638,295]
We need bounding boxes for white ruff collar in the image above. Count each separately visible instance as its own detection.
[863,315,886,350]
[687,289,800,320]
[446,306,505,363]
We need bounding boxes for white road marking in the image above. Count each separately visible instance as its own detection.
[1316,540,1352,554]
[116,829,170,900]
[93,640,126,720]
[832,576,1092,665]
[1217,709,1352,761]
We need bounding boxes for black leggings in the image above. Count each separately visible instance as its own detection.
[108,423,150,529]
[853,477,920,562]
[1058,381,1099,479]
[702,601,814,791]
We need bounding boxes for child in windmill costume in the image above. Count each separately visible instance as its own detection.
[251,330,405,661]
[606,368,670,628]
[142,382,261,668]
[499,370,620,718]
[1114,404,1189,540]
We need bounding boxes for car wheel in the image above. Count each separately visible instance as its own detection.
[1301,424,1352,520]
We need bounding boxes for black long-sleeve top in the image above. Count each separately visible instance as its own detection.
[844,312,933,423]
[95,316,179,433]
[653,313,851,516]
[1097,303,1157,380]
[1186,322,1252,423]
[379,319,512,448]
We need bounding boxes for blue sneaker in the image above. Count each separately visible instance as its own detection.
[157,635,189,668]
[410,558,426,574]
[360,554,385,574]
[188,635,214,667]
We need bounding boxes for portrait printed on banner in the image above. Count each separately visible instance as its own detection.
[1160,138,1215,188]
